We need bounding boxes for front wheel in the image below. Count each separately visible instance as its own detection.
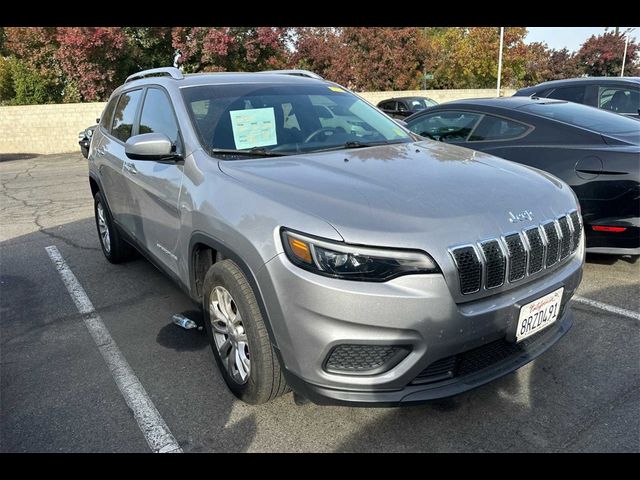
[202,260,289,404]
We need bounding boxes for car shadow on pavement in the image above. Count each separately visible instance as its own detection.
[0,153,41,163]
[586,252,638,265]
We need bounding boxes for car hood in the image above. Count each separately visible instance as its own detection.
[218,141,578,251]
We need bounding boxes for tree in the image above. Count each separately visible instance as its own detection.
[172,27,290,73]
[123,27,175,71]
[577,32,639,77]
[55,27,132,102]
[3,27,64,103]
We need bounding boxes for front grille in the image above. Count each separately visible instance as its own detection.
[451,246,482,294]
[569,211,582,252]
[543,222,560,267]
[481,240,505,289]
[412,330,550,385]
[505,233,527,282]
[324,344,403,374]
[525,227,544,274]
[451,210,579,295]
[558,216,572,260]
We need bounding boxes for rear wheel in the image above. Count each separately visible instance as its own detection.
[94,191,135,263]
[202,259,289,404]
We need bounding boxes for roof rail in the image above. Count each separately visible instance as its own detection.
[125,67,184,83]
[258,69,323,80]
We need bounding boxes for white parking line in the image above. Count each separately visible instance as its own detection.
[573,295,640,321]
[45,245,182,453]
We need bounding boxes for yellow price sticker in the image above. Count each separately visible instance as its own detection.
[328,86,345,93]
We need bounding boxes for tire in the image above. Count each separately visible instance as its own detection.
[202,259,289,404]
[94,191,135,263]
[80,145,89,158]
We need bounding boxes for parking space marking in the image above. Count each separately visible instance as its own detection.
[574,295,640,321]
[45,245,182,454]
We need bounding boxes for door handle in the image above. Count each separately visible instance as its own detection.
[95,146,105,156]
[124,162,138,175]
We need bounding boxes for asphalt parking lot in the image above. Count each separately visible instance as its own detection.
[1,152,638,453]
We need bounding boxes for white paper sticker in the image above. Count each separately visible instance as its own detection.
[229,107,278,150]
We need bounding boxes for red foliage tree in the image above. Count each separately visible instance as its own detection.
[55,27,131,101]
[577,32,639,76]
[172,27,289,73]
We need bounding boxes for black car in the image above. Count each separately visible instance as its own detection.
[405,97,640,256]
[514,77,640,119]
[377,96,437,119]
[78,125,97,158]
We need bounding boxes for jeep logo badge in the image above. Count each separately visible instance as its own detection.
[508,210,534,223]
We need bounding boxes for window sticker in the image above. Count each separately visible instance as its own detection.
[328,86,345,93]
[229,107,277,150]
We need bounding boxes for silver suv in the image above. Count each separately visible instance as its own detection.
[88,67,584,406]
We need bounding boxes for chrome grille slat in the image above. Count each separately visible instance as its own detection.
[451,246,482,295]
[505,233,526,282]
[569,211,582,252]
[558,216,572,260]
[524,227,545,274]
[543,221,560,267]
[451,210,580,295]
[480,240,506,289]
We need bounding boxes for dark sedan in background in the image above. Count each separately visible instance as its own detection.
[514,77,640,119]
[377,96,438,119]
[405,97,640,256]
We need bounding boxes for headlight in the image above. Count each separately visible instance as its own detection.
[281,229,440,281]
[86,128,93,138]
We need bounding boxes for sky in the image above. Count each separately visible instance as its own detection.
[525,27,639,52]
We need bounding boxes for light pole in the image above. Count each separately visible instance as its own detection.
[496,27,504,97]
[621,27,636,77]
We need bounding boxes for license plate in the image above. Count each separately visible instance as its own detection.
[516,287,564,342]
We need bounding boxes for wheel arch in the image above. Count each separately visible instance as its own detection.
[188,232,281,352]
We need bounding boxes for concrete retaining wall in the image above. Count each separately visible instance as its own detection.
[0,88,515,155]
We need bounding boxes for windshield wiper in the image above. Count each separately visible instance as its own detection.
[309,140,406,153]
[208,147,290,158]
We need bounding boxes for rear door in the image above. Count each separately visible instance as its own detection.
[124,86,185,274]
[98,88,144,236]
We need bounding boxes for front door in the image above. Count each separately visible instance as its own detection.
[123,87,184,274]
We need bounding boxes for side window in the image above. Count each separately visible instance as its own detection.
[139,88,181,150]
[100,95,119,132]
[599,87,640,114]
[397,102,408,112]
[407,111,482,142]
[379,101,393,110]
[547,86,587,104]
[468,115,530,141]
[111,89,142,142]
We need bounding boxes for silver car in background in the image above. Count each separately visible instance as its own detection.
[88,68,584,406]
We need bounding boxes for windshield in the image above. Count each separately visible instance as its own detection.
[519,101,640,138]
[181,83,413,156]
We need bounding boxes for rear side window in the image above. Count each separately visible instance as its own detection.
[139,88,180,148]
[111,89,142,142]
[547,86,587,104]
[100,96,119,132]
[599,87,640,114]
[468,115,530,141]
[407,111,482,142]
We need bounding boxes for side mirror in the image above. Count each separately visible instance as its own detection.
[125,133,181,161]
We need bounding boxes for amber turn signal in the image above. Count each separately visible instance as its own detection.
[287,237,313,264]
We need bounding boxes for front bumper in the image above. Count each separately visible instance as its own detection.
[258,248,583,406]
